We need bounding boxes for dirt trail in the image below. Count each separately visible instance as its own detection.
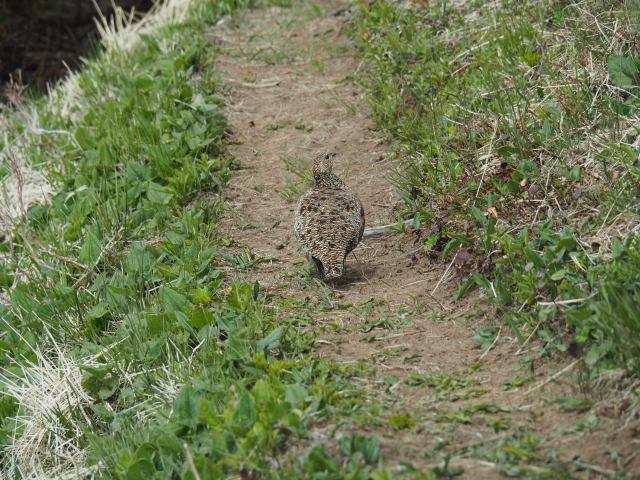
[211,2,639,476]
[214,1,482,380]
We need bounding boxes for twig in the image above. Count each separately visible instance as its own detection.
[227,79,280,88]
[479,326,501,360]
[73,236,118,288]
[537,292,596,306]
[573,460,617,476]
[449,38,499,64]
[596,185,626,237]
[623,449,639,469]
[350,250,370,285]
[474,121,498,200]
[363,218,414,238]
[8,151,26,216]
[399,277,431,289]
[331,5,350,16]
[19,236,68,276]
[518,360,579,398]
[431,252,458,295]
[378,343,409,351]
[515,320,541,355]
[424,291,448,311]
[183,443,201,480]
[39,246,89,271]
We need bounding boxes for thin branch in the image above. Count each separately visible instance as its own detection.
[518,360,579,398]
[479,326,501,360]
[363,218,414,238]
[537,292,597,306]
[515,320,542,355]
[227,79,280,88]
[431,252,458,296]
[183,443,201,480]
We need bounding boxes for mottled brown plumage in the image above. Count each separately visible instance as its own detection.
[294,152,365,280]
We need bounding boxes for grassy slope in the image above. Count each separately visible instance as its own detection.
[356,0,640,377]
[0,2,383,478]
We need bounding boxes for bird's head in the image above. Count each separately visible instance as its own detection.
[312,152,336,178]
[312,152,344,188]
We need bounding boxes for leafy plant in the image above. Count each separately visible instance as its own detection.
[355,0,640,376]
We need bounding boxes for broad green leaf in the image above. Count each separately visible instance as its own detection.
[87,302,109,320]
[585,342,611,366]
[306,447,339,473]
[146,182,173,205]
[556,397,594,412]
[192,288,211,304]
[125,459,155,480]
[285,384,307,409]
[79,231,101,265]
[191,305,215,328]
[608,55,639,88]
[389,414,415,430]
[125,244,156,275]
[454,275,475,300]
[146,312,169,335]
[11,284,40,314]
[175,385,199,429]
[75,127,94,150]
[233,388,257,432]
[159,286,188,311]
[471,273,492,291]
[257,326,283,351]
[442,238,461,259]
[134,75,155,92]
[86,302,111,334]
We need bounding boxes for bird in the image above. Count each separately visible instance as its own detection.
[294,152,365,280]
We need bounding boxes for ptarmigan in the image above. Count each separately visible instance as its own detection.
[294,152,365,280]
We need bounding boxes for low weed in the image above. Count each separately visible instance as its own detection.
[355,0,640,375]
[278,154,312,203]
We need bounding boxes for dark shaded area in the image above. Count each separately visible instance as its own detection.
[0,0,153,93]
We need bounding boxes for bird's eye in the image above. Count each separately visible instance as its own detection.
[325,154,330,159]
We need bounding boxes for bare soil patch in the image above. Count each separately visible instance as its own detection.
[212,1,640,476]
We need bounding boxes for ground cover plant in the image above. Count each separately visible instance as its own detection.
[356,0,640,376]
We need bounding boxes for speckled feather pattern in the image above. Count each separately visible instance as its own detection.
[294,153,365,279]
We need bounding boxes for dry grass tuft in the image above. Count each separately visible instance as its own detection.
[0,333,97,479]
[0,148,54,237]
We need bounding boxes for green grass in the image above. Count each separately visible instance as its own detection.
[355,0,640,376]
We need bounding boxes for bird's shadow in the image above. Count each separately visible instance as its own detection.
[327,261,377,288]
[302,254,376,288]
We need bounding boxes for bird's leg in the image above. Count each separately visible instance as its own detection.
[307,253,325,277]
[351,251,369,283]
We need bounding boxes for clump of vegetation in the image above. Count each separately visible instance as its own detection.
[356,0,640,375]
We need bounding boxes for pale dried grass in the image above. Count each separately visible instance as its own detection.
[0,331,97,479]
[0,147,55,237]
